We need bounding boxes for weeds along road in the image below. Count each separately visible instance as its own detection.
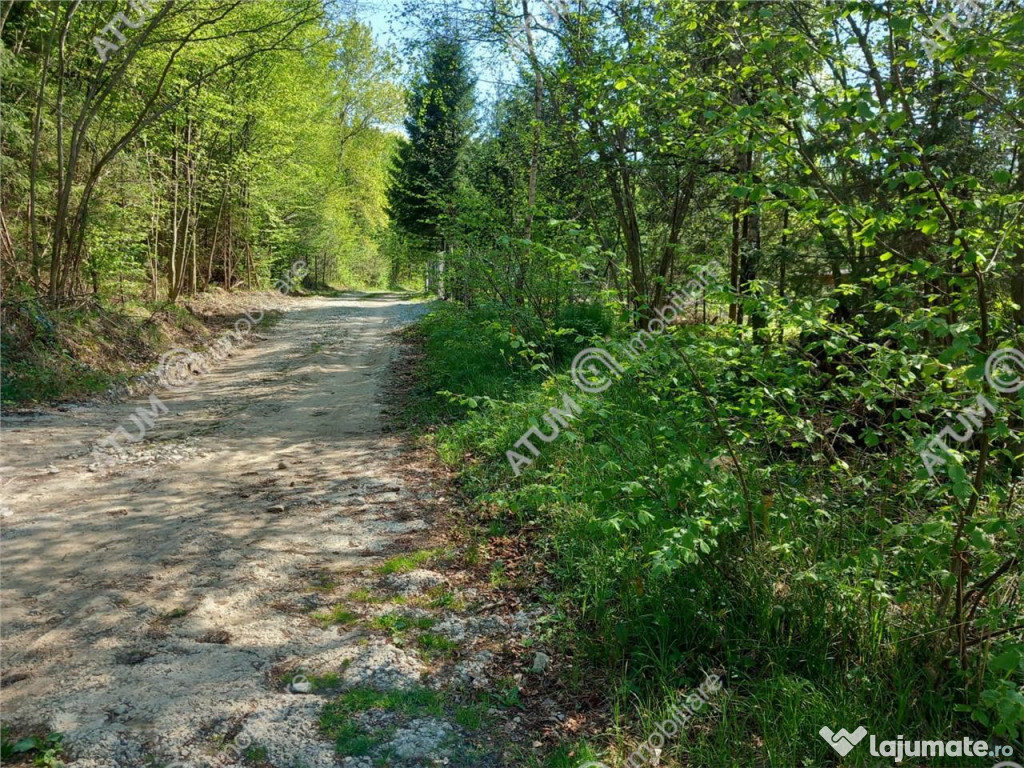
[0,294,538,767]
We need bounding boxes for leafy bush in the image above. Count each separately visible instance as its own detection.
[411,303,1024,766]
[0,728,64,767]
[407,302,551,425]
[550,300,614,361]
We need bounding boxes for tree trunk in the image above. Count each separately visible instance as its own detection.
[652,171,696,312]
[729,198,740,323]
[1012,146,1024,331]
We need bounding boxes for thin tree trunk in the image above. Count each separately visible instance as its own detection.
[779,207,788,343]
[729,199,740,323]
[1012,146,1024,331]
[169,138,181,301]
[29,4,61,295]
[48,1,79,305]
[207,182,228,289]
[600,148,644,318]
[742,148,764,332]
[513,0,544,303]
[652,171,696,312]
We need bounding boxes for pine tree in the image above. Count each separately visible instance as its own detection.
[386,33,475,291]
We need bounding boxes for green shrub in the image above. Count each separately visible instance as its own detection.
[410,303,1024,766]
[550,300,614,361]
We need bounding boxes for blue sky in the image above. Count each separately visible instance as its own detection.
[348,0,403,52]
[343,0,513,107]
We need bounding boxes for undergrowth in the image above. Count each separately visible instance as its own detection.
[409,301,1024,767]
[0,291,283,405]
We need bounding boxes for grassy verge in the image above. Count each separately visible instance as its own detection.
[404,301,1023,767]
[0,289,291,405]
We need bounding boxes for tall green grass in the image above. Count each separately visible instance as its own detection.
[409,303,1023,767]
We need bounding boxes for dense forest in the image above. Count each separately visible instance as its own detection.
[1,0,407,399]
[1,1,402,302]
[2,0,1023,766]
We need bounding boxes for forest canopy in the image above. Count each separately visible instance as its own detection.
[1,0,402,305]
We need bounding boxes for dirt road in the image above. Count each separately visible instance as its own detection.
[1,295,542,767]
